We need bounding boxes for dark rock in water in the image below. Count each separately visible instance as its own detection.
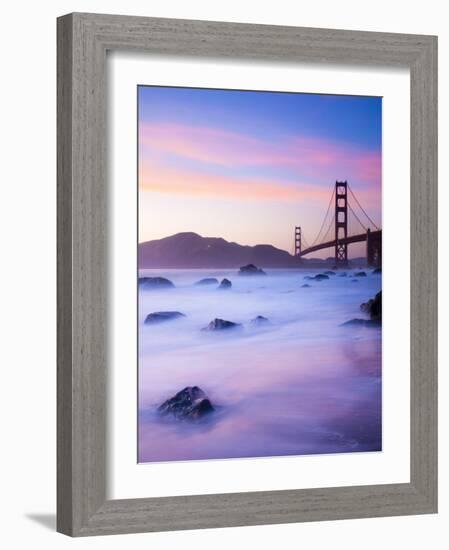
[139,276,175,289]
[217,278,232,290]
[372,267,382,274]
[324,270,336,276]
[341,318,381,328]
[338,272,348,277]
[202,318,241,331]
[354,271,367,277]
[251,315,269,325]
[300,273,329,281]
[343,291,382,328]
[302,283,311,288]
[195,277,219,286]
[158,386,214,421]
[144,311,185,324]
[361,291,382,321]
[238,263,266,276]
[314,273,329,281]
[351,279,359,283]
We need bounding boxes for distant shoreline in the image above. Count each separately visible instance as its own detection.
[138,263,366,270]
[138,232,367,270]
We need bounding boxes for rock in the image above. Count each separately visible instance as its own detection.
[217,278,232,290]
[195,277,219,286]
[139,276,175,289]
[341,318,381,327]
[351,279,359,283]
[144,311,185,324]
[343,291,382,328]
[324,270,336,276]
[306,273,334,281]
[338,272,348,277]
[314,274,329,281]
[202,318,241,331]
[354,271,367,277]
[301,283,311,288]
[238,263,266,276]
[360,291,382,321]
[158,386,214,421]
[372,267,382,274]
[251,315,269,325]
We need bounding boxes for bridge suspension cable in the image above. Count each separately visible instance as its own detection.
[348,203,368,232]
[320,213,335,244]
[310,186,335,246]
[347,184,380,230]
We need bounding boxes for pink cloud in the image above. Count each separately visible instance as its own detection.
[139,158,330,203]
[139,122,381,187]
[139,123,259,166]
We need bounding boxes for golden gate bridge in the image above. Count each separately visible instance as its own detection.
[294,181,381,268]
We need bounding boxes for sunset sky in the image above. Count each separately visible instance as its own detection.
[138,86,381,258]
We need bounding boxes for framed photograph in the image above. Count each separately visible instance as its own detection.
[57,13,437,536]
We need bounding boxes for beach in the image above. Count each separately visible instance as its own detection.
[138,268,382,463]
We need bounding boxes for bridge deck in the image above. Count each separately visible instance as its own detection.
[300,230,381,257]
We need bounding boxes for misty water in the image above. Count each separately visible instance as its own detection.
[138,268,382,463]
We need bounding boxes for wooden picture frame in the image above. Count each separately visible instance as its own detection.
[57,12,438,536]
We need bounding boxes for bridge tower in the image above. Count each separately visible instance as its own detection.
[335,181,348,267]
[294,226,302,256]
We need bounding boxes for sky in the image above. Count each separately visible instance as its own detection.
[138,86,381,258]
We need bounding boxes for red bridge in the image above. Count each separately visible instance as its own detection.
[294,181,381,268]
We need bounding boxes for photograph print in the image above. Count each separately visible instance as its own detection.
[138,85,382,463]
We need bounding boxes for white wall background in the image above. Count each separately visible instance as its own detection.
[0,1,445,548]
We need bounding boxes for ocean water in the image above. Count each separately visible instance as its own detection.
[138,268,382,463]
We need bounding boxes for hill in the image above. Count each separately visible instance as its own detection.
[138,232,355,269]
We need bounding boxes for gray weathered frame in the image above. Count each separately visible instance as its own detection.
[57,12,438,537]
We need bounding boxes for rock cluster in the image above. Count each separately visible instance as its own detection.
[238,263,266,276]
[314,273,329,281]
[304,273,329,281]
[250,315,269,325]
[144,311,185,324]
[202,318,241,331]
[217,278,232,290]
[361,291,382,321]
[342,291,382,327]
[139,276,174,289]
[158,386,214,421]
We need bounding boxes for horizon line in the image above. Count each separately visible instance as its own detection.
[138,231,368,261]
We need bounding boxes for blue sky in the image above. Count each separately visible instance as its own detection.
[138,86,381,256]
